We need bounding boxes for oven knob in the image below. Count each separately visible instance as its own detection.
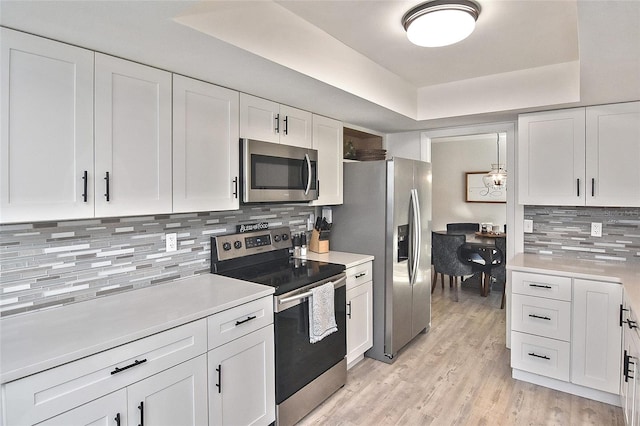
[274,234,281,242]
[222,242,232,251]
[281,234,289,241]
[234,241,242,249]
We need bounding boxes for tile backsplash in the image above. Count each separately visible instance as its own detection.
[0,205,315,317]
[524,206,640,263]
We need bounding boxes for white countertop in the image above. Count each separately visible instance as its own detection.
[297,250,374,268]
[508,253,640,311]
[0,274,273,384]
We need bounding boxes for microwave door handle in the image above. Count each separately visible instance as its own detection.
[304,153,312,195]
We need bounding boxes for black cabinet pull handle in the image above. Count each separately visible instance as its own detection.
[104,172,110,201]
[355,272,367,278]
[624,350,631,382]
[233,177,238,199]
[216,365,222,393]
[528,352,550,360]
[274,114,280,134]
[591,178,595,197]
[529,314,551,321]
[577,178,580,197]
[111,358,147,375]
[114,413,121,426]
[347,301,352,319]
[235,315,256,326]
[629,320,638,330]
[529,283,552,289]
[621,304,629,327]
[138,401,144,426]
[283,116,288,135]
[82,170,88,202]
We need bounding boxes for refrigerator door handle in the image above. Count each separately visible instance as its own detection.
[410,189,421,285]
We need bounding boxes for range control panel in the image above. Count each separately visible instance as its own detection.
[212,226,292,261]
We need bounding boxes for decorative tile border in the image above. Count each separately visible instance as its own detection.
[523,206,640,264]
[0,205,316,317]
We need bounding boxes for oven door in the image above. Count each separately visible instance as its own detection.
[273,273,346,404]
[242,138,318,203]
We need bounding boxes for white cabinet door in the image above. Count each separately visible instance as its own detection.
[37,389,128,426]
[0,28,94,223]
[572,279,622,394]
[94,53,172,218]
[173,75,239,212]
[240,93,279,143]
[279,105,313,148]
[311,115,343,206]
[518,108,586,205]
[240,93,312,148]
[208,325,275,426]
[346,281,373,366]
[127,355,208,426]
[586,102,640,207]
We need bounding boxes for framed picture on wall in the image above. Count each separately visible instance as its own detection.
[466,172,506,203]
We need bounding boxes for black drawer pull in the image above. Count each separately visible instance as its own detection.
[347,301,352,319]
[232,177,238,199]
[274,114,280,134]
[235,315,257,326]
[114,413,121,426]
[111,358,147,375]
[591,178,595,197]
[283,116,289,135]
[577,178,580,197]
[629,320,638,330]
[529,314,551,321]
[82,170,88,202]
[528,352,550,360]
[355,272,367,279]
[529,283,552,289]
[621,304,629,327]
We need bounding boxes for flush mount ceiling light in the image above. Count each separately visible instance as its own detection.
[402,0,481,47]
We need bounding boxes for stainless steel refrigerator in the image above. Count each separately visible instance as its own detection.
[331,157,431,363]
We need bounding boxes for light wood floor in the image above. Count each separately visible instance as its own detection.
[298,280,624,425]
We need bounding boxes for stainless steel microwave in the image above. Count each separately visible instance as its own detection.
[241,138,318,203]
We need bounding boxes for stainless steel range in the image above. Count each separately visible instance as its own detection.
[210,226,346,426]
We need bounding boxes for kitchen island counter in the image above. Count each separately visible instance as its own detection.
[0,274,273,383]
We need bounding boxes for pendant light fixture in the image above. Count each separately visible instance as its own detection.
[483,133,507,189]
[402,0,481,47]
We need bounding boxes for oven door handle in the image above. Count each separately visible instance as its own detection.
[278,275,346,305]
[304,153,312,195]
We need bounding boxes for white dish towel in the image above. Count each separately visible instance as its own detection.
[308,282,338,343]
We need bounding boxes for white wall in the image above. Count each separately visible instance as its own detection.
[385,131,422,160]
[431,134,507,232]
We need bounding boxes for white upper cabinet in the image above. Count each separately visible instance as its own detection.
[311,114,343,206]
[518,102,640,207]
[173,75,240,212]
[240,93,312,148]
[518,108,586,206]
[94,53,173,217]
[0,28,95,223]
[586,102,640,206]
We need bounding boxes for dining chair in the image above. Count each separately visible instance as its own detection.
[431,232,474,302]
[446,223,480,233]
[493,236,507,309]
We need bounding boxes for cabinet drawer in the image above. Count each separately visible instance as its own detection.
[3,319,207,425]
[346,262,373,290]
[511,271,572,301]
[208,296,273,350]
[511,331,570,382]
[512,294,571,341]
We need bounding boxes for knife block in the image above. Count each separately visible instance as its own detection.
[309,229,329,253]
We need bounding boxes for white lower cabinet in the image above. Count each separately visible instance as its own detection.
[621,301,640,425]
[208,325,275,426]
[37,389,128,426]
[345,261,373,367]
[39,356,207,426]
[3,295,275,426]
[510,270,623,403]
